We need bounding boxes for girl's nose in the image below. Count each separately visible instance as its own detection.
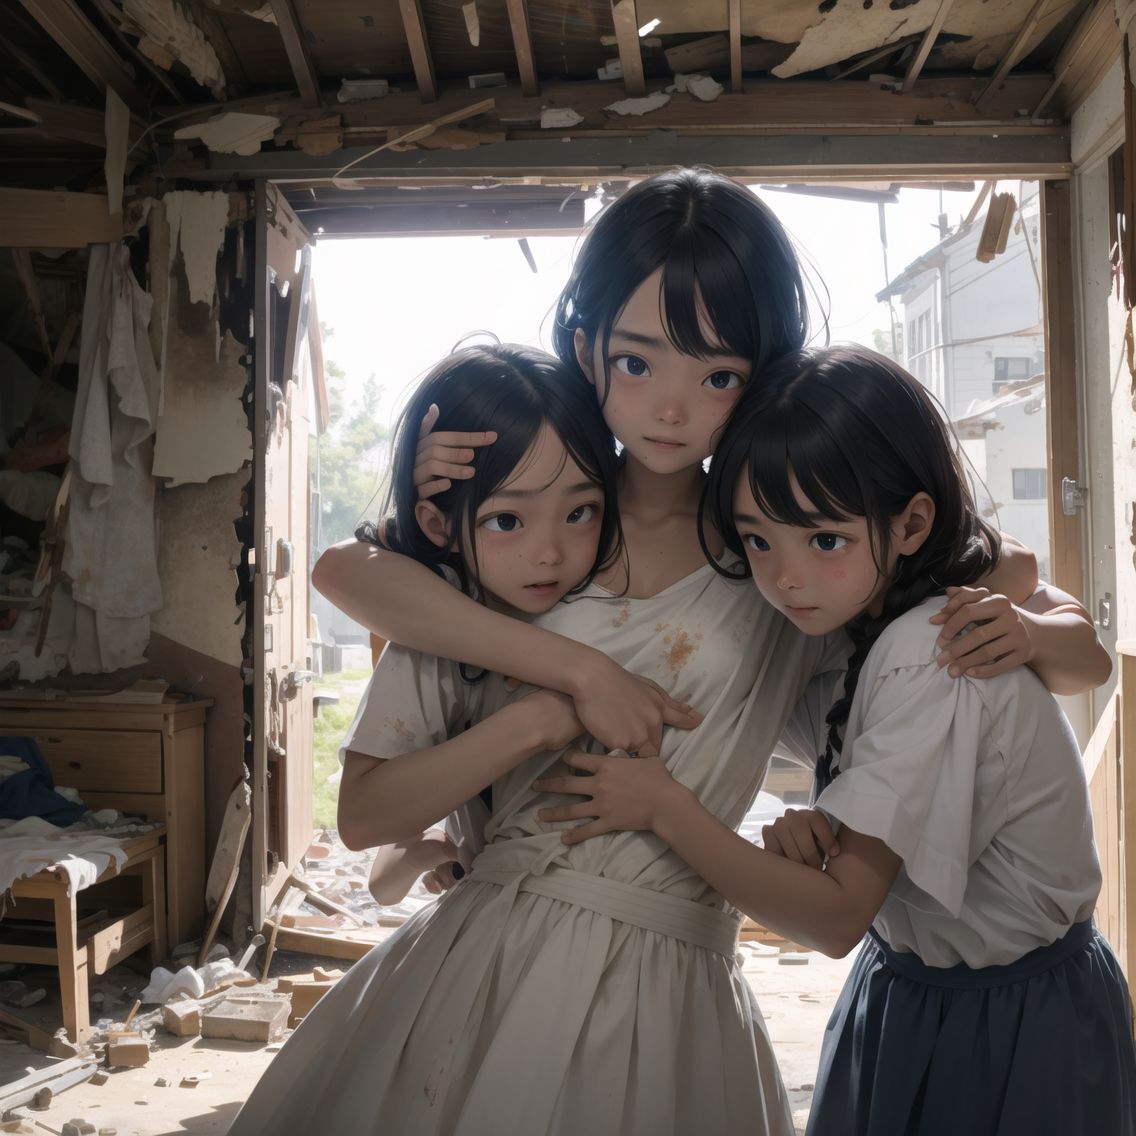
[534,535,565,565]
[776,569,799,591]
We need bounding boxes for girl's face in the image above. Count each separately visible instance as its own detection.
[575,267,751,475]
[732,473,898,635]
[468,423,605,614]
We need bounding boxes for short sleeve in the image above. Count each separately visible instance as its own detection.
[774,671,843,769]
[816,662,993,918]
[339,644,477,764]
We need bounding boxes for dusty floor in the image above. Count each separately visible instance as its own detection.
[0,937,853,1135]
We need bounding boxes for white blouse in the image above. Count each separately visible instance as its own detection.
[814,597,1101,968]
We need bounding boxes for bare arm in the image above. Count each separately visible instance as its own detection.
[534,752,898,957]
[339,689,580,850]
[313,539,702,752]
[367,831,468,905]
[933,580,1111,695]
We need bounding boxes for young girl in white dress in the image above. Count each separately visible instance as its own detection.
[532,345,1128,1136]
[309,170,1106,1135]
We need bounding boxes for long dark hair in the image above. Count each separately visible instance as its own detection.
[358,343,622,600]
[551,168,815,401]
[701,345,1001,784]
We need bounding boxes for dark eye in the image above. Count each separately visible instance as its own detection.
[812,533,848,552]
[704,370,744,390]
[612,354,649,378]
[483,513,521,533]
[567,504,599,524]
[743,533,770,552]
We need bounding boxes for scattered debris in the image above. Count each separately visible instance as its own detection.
[276,969,345,1027]
[597,59,623,80]
[180,1074,207,1088]
[687,74,724,102]
[106,1030,150,1068]
[0,1055,100,1114]
[293,114,343,157]
[540,107,584,130]
[201,994,290,1043]
[62,1120,96,1136]
[88,1071,108,1086]
[337,78,389,102]
[462,1,480,46]
[161,1000,201,1038]
[604,91,671,117]
[468,72,507,89]
[173,112,280,156]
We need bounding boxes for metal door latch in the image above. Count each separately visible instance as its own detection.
[1061,477,1086,515]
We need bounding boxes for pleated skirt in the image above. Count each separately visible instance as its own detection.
[806,921,1136,1136]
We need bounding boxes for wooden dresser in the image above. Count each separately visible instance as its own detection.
[0,698,211,946]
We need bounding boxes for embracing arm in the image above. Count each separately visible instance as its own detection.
[534,752,896,957]
[313,539,701,751]
[339,691,577,850]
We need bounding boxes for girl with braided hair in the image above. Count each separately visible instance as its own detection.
[533,344,1131,1135]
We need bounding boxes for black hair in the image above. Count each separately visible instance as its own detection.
[700,345,1001,786]
[552,168,815,399]
[357,343,622,604]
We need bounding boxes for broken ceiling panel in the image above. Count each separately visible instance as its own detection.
[121,0,227,97]
[771,0,1082,78]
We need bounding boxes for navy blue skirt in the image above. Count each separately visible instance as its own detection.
[806,921,1136,1136]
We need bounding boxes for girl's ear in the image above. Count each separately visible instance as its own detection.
[573,328,595,385]
[895,492,935,555]
[414,501,452,549]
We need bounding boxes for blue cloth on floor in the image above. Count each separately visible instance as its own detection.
[0,736,86,826]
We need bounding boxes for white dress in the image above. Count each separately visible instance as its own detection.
[229,564,840,1136]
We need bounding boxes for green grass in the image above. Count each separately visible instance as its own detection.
[312,667,373,830]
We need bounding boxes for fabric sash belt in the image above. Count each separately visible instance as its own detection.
[870,919,1094,989]
[470,864,741,959]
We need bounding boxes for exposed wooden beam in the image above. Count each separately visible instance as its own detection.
[728,0,742,94]
[269,0,320,107]
[1039,179,1083,600]
[17,0,146,111]
[0,189,120,248]
[505,0,539,97]
[975,0,1050,111]
[611,0,646,98]
[830,33,922,80]
[11,250,51,357]
[901,0,955,94]
[1031,0,1118,118]
[398,0,438,103]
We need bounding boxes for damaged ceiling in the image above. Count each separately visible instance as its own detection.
[0,0,1122,221]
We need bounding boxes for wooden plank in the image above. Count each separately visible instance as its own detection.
[728,0,742,94]
[901,0,955,94]
[1033,0,1116,116]
[268,0,319,107]
[16,0,145,111]
[1120,646,1136,982]
[610,0,646,97]
[0,188,120,248]
[87,905,155,973]
[11,249,51,356]
[974,0,1051,112]
[269,923,389,962]
[1039,179,1084,601]
[398,0,438,103]
[505,0,539,97]
[164,722,207,943]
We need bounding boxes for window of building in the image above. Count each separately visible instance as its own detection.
[993,356,1032,393]
[1011,468,1047,499]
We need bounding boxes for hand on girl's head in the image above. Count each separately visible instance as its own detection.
[930,585,1034,679]
[413,403,497,500]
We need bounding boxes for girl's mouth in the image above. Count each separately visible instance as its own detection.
[644,436,685,449]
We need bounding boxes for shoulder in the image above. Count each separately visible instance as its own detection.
[864,597,945,675]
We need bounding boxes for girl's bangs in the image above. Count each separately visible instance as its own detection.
[659,231,757,363]
[742,407,865,529]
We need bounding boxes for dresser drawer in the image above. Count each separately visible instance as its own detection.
[20,729,163,794]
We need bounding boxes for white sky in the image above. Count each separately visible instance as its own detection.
[311,182,983,431]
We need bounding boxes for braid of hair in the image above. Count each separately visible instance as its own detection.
[814,557,944,795]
